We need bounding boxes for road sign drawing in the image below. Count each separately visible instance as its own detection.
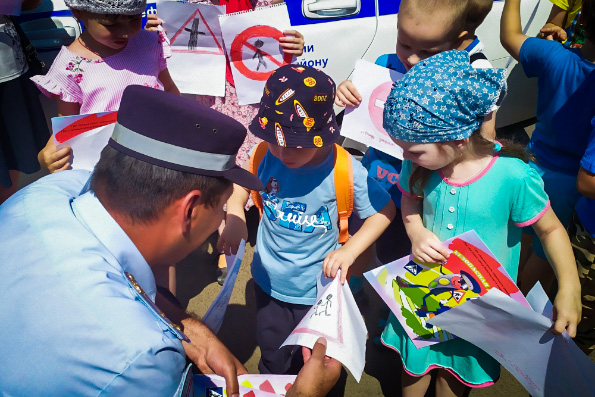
[158,2,226,96]
[220,3,294,105]
[341,59,405,159]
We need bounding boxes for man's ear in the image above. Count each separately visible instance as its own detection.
[178,190,202,234]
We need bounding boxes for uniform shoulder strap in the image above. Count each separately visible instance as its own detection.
[249,141,268,217]
[333,144,354,244]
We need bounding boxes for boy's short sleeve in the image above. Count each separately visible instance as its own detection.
[352,157,391,219]
[397,159,413,196]
[511,166,550,227]
[519,37,563,78]
[580,119,595,173]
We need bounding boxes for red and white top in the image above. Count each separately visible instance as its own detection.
[31,30,169,114]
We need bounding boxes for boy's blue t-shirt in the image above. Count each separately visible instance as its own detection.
[520,37,595,175]
[576,117,595,236]
[361,147,402,207]
[252,148,391,305]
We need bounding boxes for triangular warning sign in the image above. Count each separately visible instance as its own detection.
[452,290,465,303]
[168,6,224,55]
[404,262,423,276]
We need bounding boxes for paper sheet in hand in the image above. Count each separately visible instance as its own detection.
[281,271,367,382]
[364,230,529,348]
[430,287,595,397]
[202,240,245,334]
[0,0,21,15]
[341,59,404,159]
[51,111,117,171]
[219,3,294,105]
[194,374,296,397]
[158,1,226,96]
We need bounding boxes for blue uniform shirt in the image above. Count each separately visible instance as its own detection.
[0,170,186,396]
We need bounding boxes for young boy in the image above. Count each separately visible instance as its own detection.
[460,0,494,68]
[218,65,395,375]
[501,0,595,294]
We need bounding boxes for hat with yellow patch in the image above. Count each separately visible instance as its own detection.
[249,64,339,148]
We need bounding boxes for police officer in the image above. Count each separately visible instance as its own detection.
[0,86,340,396]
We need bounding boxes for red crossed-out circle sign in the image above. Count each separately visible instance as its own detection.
[230,25,293,81]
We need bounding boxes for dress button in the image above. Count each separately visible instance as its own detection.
[450,188,456,195]
[447,224,454,230]
[449,206,455,213]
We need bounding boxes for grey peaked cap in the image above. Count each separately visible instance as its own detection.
[65,0,146,15]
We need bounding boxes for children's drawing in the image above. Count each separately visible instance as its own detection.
[364,230,530,348]
[158,1,226,96]
[52,111,117,172]
[219,4,295,105]
[193,374,296,397]
[281,271,367,382]
[341,59,405,159]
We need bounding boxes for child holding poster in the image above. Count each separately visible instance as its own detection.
[32,0,179,173]
[380,51,581,396]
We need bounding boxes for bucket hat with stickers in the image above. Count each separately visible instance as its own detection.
[249,64,340,148]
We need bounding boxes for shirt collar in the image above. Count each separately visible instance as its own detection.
[72,191,157,301]
[464,36,482,54]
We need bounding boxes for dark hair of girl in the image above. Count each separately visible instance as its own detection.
[408,131,532,196]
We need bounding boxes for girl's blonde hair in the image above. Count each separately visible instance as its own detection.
[408,131,532,196]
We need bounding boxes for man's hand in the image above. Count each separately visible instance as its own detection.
[287,338,342,397]
[181,317,248,397]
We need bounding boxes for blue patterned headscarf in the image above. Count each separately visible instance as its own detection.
[383,51,507,143]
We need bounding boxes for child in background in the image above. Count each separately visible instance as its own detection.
[218,65,395,375]
[501,0,595,295]
[540,0,585,47]
[381,50,581,396]
[148,0,304,285]
[32,0,179,173]
[336,0,497,297]
[568,115,595,355]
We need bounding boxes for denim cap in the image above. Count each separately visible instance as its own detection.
[383,51,507,143]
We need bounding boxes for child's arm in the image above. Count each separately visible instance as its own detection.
[323,200,396,283]
[500,0,530,61]
[577,166,595,199]
[532,208,582,336]
[335,80,362,107]
[401,194,450,264]
[539,4,568,42]
[38,99,79,173]
[158,68,181,96]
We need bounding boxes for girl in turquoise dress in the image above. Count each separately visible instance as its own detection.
[381,50,582,397]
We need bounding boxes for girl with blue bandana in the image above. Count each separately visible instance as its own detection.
[381,50,582,396]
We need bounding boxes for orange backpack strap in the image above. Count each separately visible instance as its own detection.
[333,144,354,244]
[249,141,269,217]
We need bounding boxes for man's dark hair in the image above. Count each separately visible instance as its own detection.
[91,145,232,224]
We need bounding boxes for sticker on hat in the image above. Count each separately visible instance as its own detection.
[303,117,315,129]
[264,84,270,96]
[259,117,268,129]
[313,136,323,147]
[275,88,295,105]
[304,77,316,87]
[313,93,328,103]
[294,100,308,118]
[279,76,288,82]
[292,67,305,73]
[275,123,286,147]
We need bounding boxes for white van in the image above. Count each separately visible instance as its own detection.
[18,0,548,131]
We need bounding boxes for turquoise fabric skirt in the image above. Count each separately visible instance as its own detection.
[381,313,500,387]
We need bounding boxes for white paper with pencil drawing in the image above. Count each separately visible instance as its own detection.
[281,270,367,382]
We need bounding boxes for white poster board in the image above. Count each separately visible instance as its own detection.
[52,111,117,171]
[341,59,404,159]
[281,271,367,382]
[430,287,595,397]
[158,1,226,96]
[219,3,294,105]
